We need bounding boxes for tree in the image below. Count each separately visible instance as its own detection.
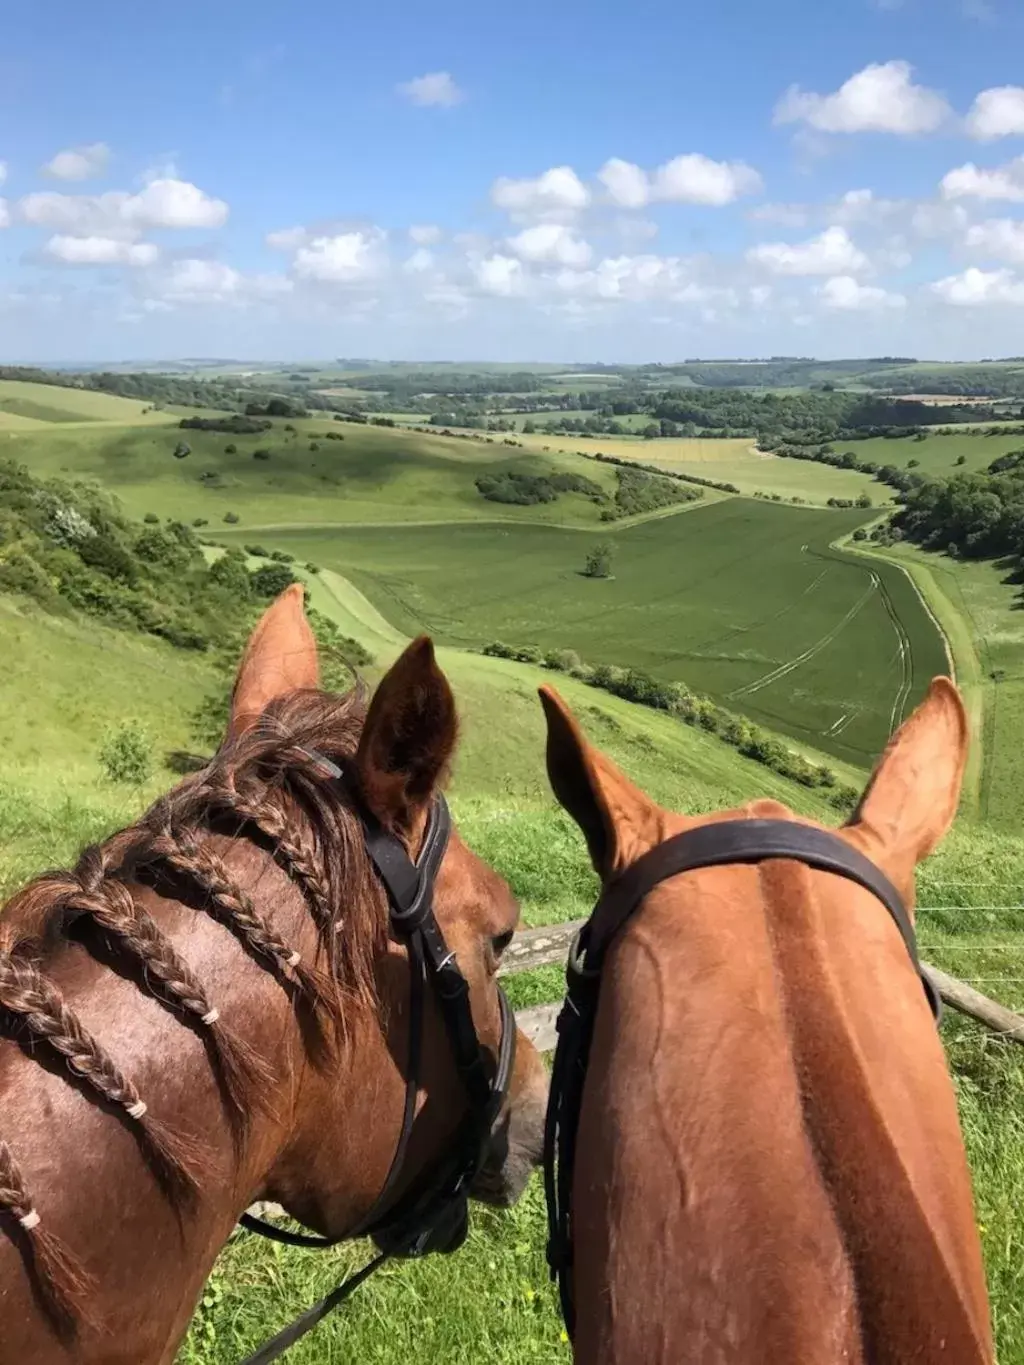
[250,561,298,598]
[173,441,191,460]
[584,542,615,579]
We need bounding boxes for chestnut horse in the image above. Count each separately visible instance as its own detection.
[0,586,547,1364]
[540,678,993,1364]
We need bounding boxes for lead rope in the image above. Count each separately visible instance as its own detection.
[238,1251,390,1365]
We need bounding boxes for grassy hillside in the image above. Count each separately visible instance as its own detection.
[233,499,948,768]
[846,429,1024,479]
[0,379,179,428]
[4,420,628,528]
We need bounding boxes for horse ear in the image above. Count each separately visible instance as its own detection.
[847,677,968,886]
[228,584,319,740]
[539,685,660,879]
[356,637,457,832]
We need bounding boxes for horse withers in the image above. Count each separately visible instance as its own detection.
[540,677,993,1364]
[0,586,547,1364]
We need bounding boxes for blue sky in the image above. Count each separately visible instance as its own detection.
[3,0,1024,362]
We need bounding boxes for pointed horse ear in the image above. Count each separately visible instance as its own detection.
[847,676,969,893]
[228,584,319,741]
[539,685,661,880]
[355,637,458,833]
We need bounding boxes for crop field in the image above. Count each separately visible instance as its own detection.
[4,420,623,528]
[0,379,178,428]
[515,431,883,503]
[220,499,948,767]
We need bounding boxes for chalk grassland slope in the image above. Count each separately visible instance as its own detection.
[0,379,180,428]
[237,499,948,769]
[3,420,628,527]
[513,431,883,503]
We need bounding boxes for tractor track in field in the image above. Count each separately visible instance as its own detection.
[727,575,879,700]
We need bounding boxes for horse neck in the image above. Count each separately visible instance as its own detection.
[0,838,380,1365]
[570,863,993,1365]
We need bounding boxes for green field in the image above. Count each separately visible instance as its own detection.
[217,498,948,768]
[0,379,179,428]
[516,431,884,503]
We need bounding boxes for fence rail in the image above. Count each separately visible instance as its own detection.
[505,919,1024,1053]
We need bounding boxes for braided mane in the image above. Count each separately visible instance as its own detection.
[0,681,389,1332]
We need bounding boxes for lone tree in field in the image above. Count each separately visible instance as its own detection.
[584,541,615,579]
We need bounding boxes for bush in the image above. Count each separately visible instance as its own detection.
[173,442,191,460]
[253,448,271,460]
[584,542,614,579]
[225,443,237,455]
[305,562,320,573]
[223,512,240,524]
[250,562,298,597]
[192,517,208,527]
[143,512,159,524]
[99,721,153,785]
[543,648,583,673]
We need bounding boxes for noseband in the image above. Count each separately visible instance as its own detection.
[239,770,515,1363]
[544,818,941,1341]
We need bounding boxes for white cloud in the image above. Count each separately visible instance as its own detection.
[820,275,905,310]
[554,253,688,302]
[44,234,159,266]
[747,226,869,276]
[931,266,1024,305]
[397,72,464,108]
[491,166,590,221]
[153,259,292,305]
[942,157,1024,201]
[598,153,761,209]
[16,179,228,234]
[507,223,592,267]
[0,163,6,186]
[0,199,8,229]
[266,225,308,250]
[965,218,1024,262]
[404,248,435,272]
[409,224,442,244]
[598,159,650,209]
[652,154,762,206]
[967,87,1024,141]
[292,230,384,283]
[43,142,111,181]
[125,178,228,228]
[473,254,525,296]
[774,61,951,135]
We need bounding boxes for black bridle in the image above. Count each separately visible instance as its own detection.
[543,818,942,1341]
[238,771,515,1364]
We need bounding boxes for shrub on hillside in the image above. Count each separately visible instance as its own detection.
[144,512,159,524]
[253,448,271,460]
[180,416,271,434]
[250,562,297,597]
[223,512,240,524]
[225,444,238,455]
[583,542,614,579]
[99,721,153,786]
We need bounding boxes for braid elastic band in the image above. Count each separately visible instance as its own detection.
[287,951,301,968]
[126,1100,147,1120]
[201,1008,220,1026]
[18,1209,40,1231]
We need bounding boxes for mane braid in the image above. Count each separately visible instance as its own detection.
[0,681,387,1334]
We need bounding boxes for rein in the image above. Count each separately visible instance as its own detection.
[238,767,515,1363]
[543,818,941,1341]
